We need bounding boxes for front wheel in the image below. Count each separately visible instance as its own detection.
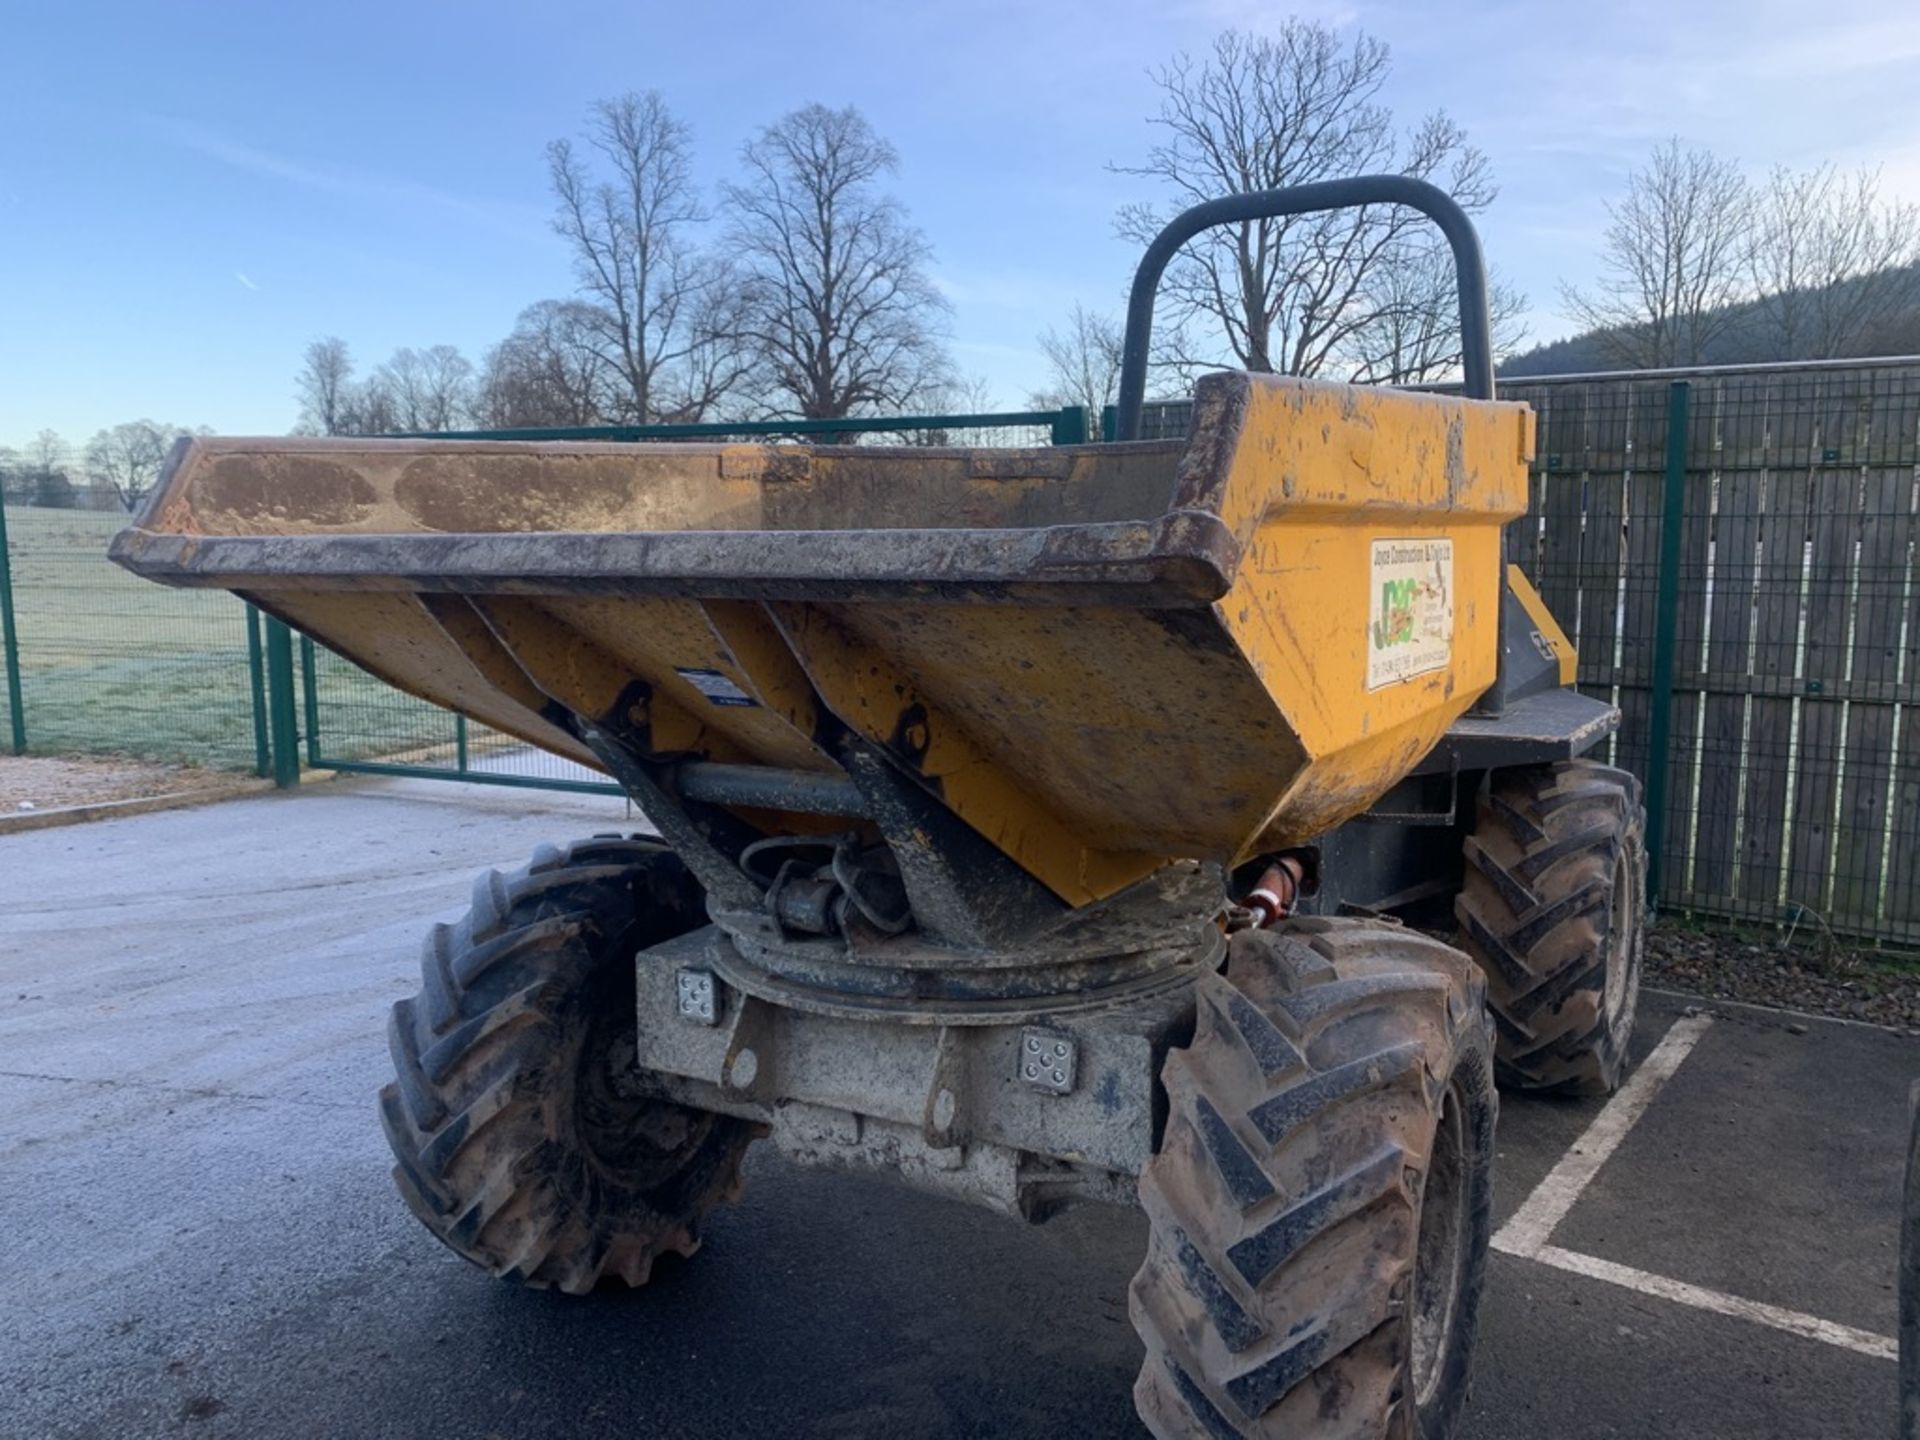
[378,836,757,1293]
[1131,916,1497,1438]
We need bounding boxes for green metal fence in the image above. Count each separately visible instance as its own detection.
[7,381,1918,948]
[296,631,622,796]
[413,407,1094,447]
[1507,361,1920,947]
[0,501,269,776]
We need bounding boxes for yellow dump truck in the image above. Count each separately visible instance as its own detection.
[113,178,1643,1438]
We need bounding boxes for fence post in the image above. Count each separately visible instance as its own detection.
[1643,380,1691,902]
[1050,406,1090,445]
[456,714,469,774]
[0,499,24,754]
[264,617,301,789]
[244,605,271,778]
[299,635,321,767]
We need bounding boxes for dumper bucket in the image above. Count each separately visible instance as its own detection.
[112,369,1531,904]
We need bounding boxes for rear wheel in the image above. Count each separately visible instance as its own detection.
[379,836,756,1293]
[1455,760,1646,1095]
[1131,916,1496,1438]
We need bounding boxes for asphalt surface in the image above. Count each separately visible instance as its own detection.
[0,778,1909,1439]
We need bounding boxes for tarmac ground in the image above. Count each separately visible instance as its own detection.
[0,778,1907,1438]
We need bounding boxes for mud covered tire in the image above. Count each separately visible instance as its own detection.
[1455,760,1646,1096]
[1132,916,1496,1439]
[378,836,756,1293]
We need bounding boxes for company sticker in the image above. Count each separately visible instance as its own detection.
[1367,538,1454,690]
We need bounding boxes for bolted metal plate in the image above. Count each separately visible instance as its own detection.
[1019,1027,1077,1094]
[676,967,720,1025]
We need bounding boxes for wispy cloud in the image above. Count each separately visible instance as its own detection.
[146,115,546,239]
[932,266,1082,311]
[234,270,259,291]
[952,337,1045,362]
[1172,0,1362,32]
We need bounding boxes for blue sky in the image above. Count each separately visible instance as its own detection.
[5,0,1920,447]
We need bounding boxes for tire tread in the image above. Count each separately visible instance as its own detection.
[377,836,751,1293]
[1454,760,1646,1095]
[1130,917,1495,1438]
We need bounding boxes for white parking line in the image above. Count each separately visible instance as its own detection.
[1494,1013,1715,1257]
[1492,1011,1898,1362]
[1526,1245,1898,1362]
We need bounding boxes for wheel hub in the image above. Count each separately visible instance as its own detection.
[1602,845,1641,1032]
[577,1024,716,1189]
[1411,1079,1469,1413]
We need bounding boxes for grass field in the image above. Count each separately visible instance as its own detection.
[2,505,455,771]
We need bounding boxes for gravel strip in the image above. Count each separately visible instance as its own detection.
[0,755,241,810]
[1648,923,1920,1033]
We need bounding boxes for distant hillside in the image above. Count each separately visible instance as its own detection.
[1500,261,1920,377]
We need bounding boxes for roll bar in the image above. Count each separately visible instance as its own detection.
[1113,175,1495,441]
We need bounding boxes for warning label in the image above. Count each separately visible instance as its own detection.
[1367,538,1453,690]
[675,667,757,707]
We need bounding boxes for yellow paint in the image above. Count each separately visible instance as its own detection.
[125,371,1542,907]
[467,596,737,760]
[266,590,593,766]
[1507,564,1578,685]
[768,602,1165,904]
[532,596,835,771]
[1202,379,1530,850]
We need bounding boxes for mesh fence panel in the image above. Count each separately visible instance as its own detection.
[1504,364,1920,946]
[1,501,262,771]
[301,637,618,792]
[300,640,457,765]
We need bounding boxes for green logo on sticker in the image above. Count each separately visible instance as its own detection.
[1374,578,1417,648]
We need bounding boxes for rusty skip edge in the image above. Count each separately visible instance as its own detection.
[106,509,1243,608]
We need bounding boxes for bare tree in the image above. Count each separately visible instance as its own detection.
[1750,164,1920,359]
[1033,304,1124,416]
[22,429,74,507]
[724,104,952,419]
[344,377,398,436]
[1344,243,1529,384]
[549,92,743,422]
[84,420,198,510]
[1114,26,1502,387]
[23,429,65,475]
[1563,140,1752,369]
[911,372,1004,445]
[368,345,475,432]
[658,266,757,423]
[478,300,616,428]
[295,337,356,435]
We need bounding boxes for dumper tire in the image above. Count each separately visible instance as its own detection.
[1455,760,1646,1096]
[1131,916,1496,1439]
[378,835,756,1294]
